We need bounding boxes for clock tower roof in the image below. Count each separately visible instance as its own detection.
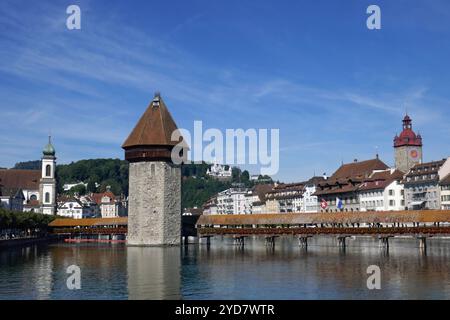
[394,114,422,148]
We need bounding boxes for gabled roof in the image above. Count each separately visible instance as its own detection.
[331,158,389,180]
[122,94,183,149]
[440,173,450,186]
[0,187,25,199]
[253,184,274,202]
[359,169,404,191]
[91,192,116,205]
[0,169,40,190]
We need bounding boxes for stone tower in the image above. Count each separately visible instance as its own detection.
[40,136,57,215]
[394,114,423,173]
[122,93,186,246]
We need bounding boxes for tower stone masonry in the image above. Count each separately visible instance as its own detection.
[394,114,423,173]
[122,93,186,246]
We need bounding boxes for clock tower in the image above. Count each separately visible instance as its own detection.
[394,114,423,173]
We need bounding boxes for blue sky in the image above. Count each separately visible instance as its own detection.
[1,0,450,182]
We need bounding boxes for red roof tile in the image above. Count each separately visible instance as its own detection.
[0,169,40,190]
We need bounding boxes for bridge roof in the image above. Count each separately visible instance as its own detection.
[49,217,128,227]
[196,211,450,226]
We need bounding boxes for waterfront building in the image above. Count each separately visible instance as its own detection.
[0,137,57,214]
[122,92,186,246]
[202,196,218,215]
[302,176,326,213]
[91,189,127,218]
[265,183,305,213]
[440,174,450,210]
[0,187,25,212]
[206,161,232,180]
[216,187,249,214]
[0,169,40,207]
[359,169,405,211]
[394,114,423,173]
[57,198,95,219]
[403,159,449,210]
[243,184,273,214]
[315,158,389,212]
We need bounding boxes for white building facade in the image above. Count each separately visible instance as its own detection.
[216,188,248,215]
[57,199,95,219]
[359,169,405,212]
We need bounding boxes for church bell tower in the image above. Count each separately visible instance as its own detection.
[40,136,57,215]
[394,114,423,173]
[122,93,187,246]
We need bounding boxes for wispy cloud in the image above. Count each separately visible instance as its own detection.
[0,0,449,181]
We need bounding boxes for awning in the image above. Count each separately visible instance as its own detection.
[410,201,426,206]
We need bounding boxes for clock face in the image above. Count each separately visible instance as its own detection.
[410,149,419,160]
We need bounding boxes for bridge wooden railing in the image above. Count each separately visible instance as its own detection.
[52,227,127,235]
[198,226,450,237]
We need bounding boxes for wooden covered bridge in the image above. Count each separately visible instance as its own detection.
[48,210,450,248]
[195,210,450,249]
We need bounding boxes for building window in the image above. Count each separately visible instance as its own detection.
[45,192,50,203]
[30,194,37,201]
[46,165,51,177]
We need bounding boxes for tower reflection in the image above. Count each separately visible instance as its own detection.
[127,246,181,300]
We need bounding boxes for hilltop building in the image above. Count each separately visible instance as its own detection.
[394,115,423,173]
[206,161,232,180]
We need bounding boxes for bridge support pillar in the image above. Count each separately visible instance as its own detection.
[337,236,347,249]
[200,236,212,246]
[378,237,390,250]
[418,237,427,251]
[298,236,309,248]
[265,236,276,248]
[234,236,245,247]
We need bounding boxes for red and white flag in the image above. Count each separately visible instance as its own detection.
[320,199,328,209]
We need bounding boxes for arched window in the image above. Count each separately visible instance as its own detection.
[45,192,50,203]
[46,164,51,177]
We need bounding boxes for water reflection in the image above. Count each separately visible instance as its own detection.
[0,237,450,299]
[127,246,181,299]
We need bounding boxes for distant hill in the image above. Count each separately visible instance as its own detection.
[13,160,41,170]
[13,159,272,209]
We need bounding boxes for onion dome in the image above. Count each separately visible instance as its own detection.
[43,136,56,156]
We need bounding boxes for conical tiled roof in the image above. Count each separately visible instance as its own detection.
[122,93,182,148]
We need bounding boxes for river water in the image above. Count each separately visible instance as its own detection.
[1,236,449,300]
